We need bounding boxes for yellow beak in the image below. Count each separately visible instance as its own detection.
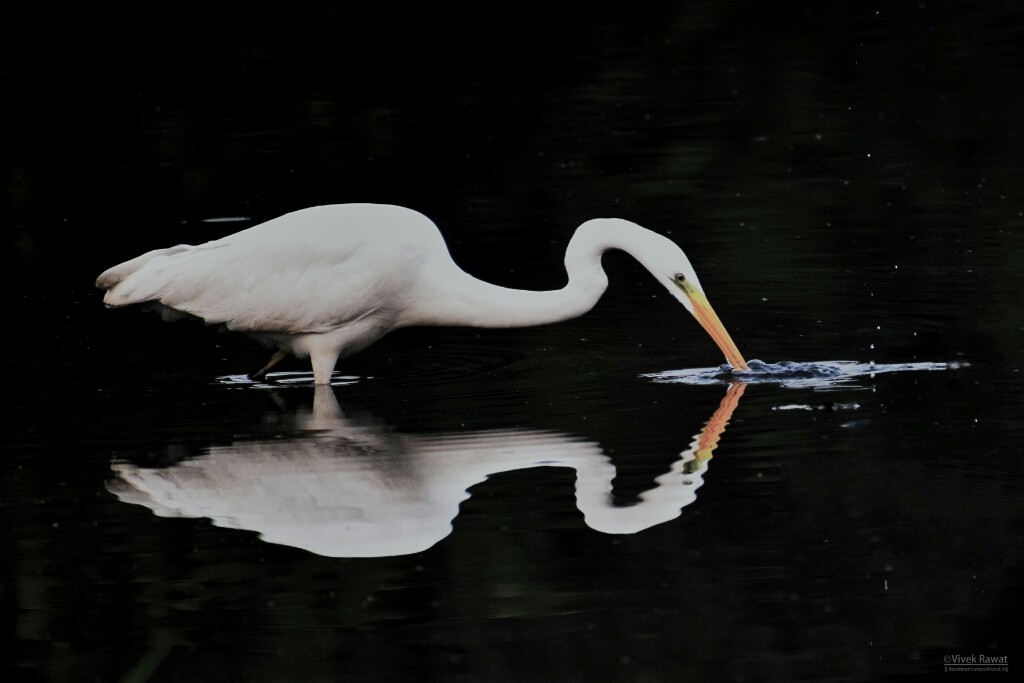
[680,282,749,371]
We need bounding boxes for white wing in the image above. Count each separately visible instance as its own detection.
[98,204,448,334]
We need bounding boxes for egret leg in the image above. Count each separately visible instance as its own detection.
[250,350,288,381]
[310,349,340,385]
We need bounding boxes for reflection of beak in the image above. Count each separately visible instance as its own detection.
[695,382,747,462]
[679,281,750,371]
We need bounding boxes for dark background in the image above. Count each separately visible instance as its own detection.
[8,4,1023,219]
[5,3,1022,351]
[3,2,1023,681]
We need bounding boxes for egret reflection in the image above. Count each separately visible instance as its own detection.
[108,384,745,557]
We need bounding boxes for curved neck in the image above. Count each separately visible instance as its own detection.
[402,220,655,329]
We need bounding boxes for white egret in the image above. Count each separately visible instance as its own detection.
[97,204,748,383]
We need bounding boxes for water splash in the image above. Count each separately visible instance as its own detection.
[643,359,956,390]
[216,372,361,388]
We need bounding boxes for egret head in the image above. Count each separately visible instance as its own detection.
[647,237,750,371]
[570,218,750,371]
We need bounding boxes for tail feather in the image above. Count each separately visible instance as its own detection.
[96,245,192,307]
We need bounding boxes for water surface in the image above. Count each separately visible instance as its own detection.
[646,359,955,389]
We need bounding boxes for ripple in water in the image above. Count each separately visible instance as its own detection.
[643,359,957,390]
[216,372,361,388]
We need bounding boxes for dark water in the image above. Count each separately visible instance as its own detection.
[4,4,1023,681]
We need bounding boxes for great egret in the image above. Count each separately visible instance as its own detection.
[97,204,749,383]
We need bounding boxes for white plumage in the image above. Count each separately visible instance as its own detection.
[97,203,748,383]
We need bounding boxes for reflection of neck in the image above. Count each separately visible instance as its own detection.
[573,383,746,534]
[307,385,749,540]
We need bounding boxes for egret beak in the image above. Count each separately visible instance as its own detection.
[678,281,749,371]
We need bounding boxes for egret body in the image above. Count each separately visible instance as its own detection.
[97,204,748,384]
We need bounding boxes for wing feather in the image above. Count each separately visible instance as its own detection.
[98,205,445,334]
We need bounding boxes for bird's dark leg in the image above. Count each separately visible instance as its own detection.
[249,350,288,381]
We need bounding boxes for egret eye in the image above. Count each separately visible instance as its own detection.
[674,273,686,283]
